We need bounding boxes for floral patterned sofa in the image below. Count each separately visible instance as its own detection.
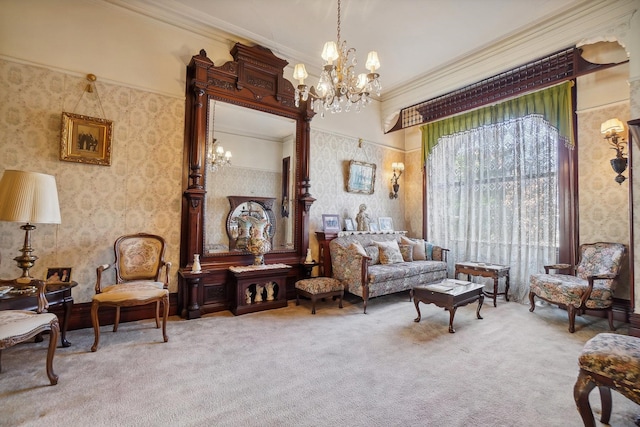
[329,232,448,313]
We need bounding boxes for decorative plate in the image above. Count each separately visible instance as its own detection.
[0,286,13,296]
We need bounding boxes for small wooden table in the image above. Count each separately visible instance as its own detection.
[228,264,291,315]
[413,279,484,333]
[0,280,76,347]
[454,261,510,307]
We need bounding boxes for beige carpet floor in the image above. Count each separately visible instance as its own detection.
[1,292,639,427]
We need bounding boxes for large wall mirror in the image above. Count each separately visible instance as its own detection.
[205,103,296,254]
[181,44,315,271]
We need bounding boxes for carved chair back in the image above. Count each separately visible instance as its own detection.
[114,233,167,284]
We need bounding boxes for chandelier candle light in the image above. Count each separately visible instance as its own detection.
[207,101,232,172]
[293,0,381,116]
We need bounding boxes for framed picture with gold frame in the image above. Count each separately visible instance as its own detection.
[60,112,113,166]
[346,160,376,194]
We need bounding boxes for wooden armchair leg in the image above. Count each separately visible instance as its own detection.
[47,319,60,385]
[567,305,577,333]
[528,291,536,312]
[607,309,616,331]
[113,306,121,332]
[161,295,169,343]
[91,301,101,352]
[599,385,613,424]
[155,301,160,328]
[574,370,597,427]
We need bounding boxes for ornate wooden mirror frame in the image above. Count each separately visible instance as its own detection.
[181,44,315,315]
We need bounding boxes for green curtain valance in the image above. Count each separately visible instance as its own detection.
[420,81,574,165]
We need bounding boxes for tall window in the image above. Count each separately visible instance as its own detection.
[421,82,574,303]
[427,115,559,302]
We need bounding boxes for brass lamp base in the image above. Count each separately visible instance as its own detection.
[14,223,38,283]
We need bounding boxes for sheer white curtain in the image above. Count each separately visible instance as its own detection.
[427,114,559,302]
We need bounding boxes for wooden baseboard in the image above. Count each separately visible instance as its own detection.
[61,293,180,331]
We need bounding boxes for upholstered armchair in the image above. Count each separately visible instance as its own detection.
[0,280,60,385]
[91,233,170,351]
[529,242,626,333]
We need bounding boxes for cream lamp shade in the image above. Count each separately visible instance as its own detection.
[0,170,61,224]
[600,118,624,136]
[0,170,61,282]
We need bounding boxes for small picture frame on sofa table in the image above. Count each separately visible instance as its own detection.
[378,217,393,232]
[344,218,355,231]
[322,214,341,233]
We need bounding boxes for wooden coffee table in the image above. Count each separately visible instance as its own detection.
[413,279,484,333]
[454,261,510,307]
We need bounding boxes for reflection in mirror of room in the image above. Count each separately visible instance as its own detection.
[205,102,296,255]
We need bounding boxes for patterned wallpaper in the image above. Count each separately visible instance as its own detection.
[577,103,631,299]
[0,59,183,303]
[308,129,406,260]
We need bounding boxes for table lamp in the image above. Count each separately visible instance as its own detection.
[0,170,61,283]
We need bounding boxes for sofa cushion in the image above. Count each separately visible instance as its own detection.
[376,240,404,264]
[348,242,368,257]
[399,244,413,262]
[401,236,426,260]
[365,245,380,265]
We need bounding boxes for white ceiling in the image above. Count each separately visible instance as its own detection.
[114,0,587,97]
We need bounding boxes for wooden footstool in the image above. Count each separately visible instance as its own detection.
[574,333,640,427]
[295,278,343,315]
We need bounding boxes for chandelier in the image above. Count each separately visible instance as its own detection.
[207,101,231,172]
[292,0,381,117]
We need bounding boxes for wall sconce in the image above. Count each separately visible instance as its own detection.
[601,118,627,184]
[389,162,404,199]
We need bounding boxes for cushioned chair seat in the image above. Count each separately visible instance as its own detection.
[530,274,614,309]
[574,333,640,426]
[0,311,58,341]
[295,278,343,314]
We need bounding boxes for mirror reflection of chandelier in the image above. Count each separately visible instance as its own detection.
[292,0,381,117]
[207,101,232,172]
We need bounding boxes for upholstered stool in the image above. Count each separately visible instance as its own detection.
[295,277,343,315]
[574,333,640,427]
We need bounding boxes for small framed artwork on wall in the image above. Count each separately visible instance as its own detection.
[60,112,113,166]
[378,217,394,232]
[322,214,341,233]
[346,160,376,194]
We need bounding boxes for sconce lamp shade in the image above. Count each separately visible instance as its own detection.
[600,118,625,135]
[0,170,61,224]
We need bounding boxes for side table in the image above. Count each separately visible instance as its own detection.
[228,264,291,315]
[0,280,77,347]
[454,261,510,307]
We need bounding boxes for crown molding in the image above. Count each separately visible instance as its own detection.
[381,0,639,128]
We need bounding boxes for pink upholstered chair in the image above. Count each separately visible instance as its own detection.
[0,280,60,385]
[529,242,626,333]
[91,233,170,351]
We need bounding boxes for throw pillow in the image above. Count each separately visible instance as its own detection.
[347,242,368,257]
[375,240,404,264]
[399,244,413,262]
[364,245,380,265]
[425,241,434,260]
[400,236,427,260]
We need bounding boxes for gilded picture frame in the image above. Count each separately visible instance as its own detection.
[60,112,113,166]
[346,160,376,194]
